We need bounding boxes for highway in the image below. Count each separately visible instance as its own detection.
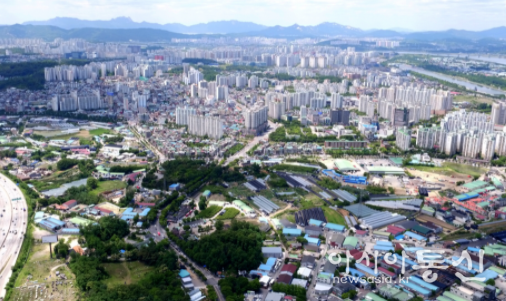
[0,173,28,298]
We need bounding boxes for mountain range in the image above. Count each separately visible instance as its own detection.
[23,17,267,34]
[2,17,506,42]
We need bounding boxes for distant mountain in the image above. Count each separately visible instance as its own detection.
[245,22,363,38]
[0,24,195,42]
[23,17,267,34]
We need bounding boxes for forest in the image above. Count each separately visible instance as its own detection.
[69,238,188,301]
[159,159,245,193]
[169,221,263,273]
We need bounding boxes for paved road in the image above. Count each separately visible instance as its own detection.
[224,120,280,166]
[168,240,225,301]
[0,173,28,298]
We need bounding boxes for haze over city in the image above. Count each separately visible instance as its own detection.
[1,0,506,31]
[3,1,506,301]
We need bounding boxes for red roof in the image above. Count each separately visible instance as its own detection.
[386,225,404,236]
[281,264,297,274]
[95,206,113,214]
[355,230,367,236]
[378,267,395,277]
[277,274,293,285]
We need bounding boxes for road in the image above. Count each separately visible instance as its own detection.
[0,173,28,298]
[168,240,225,301]
[129,125,166,163]
[224,120,280,166]
[223,99,281,166]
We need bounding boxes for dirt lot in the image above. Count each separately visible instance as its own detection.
[417,213,456,231]
[405,168,471,192]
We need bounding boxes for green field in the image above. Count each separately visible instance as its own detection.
[89,128,112,136]
[216,208,240,220]
[411,162,485,178]
[90,180,127,195]
[322,207,347,226]
[196,205,222,219]
[102,261,155,287]
[454,94,494,104]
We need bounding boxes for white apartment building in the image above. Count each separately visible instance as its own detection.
[188,115,223,140]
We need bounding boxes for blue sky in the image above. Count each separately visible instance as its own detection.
[2,0,505,31]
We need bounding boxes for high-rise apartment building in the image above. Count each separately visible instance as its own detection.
[396,127,411,151]
[175,106,196,125]
[188,115,223,140]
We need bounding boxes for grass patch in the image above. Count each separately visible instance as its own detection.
[90,180,127,195]
[273,210,297,223]
[79,138,94,146]
[441,230,475,241]
[102,261,155,288]
[411,162,485,178]
[216,208,240,220]
[454,94,494,105]
[322,207,347,226]
[196,205,222,219]
[89,128,112,136]
[270,164,317,173]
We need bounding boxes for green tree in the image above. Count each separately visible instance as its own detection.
[87,177,98,190]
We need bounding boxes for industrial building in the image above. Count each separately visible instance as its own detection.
[359,211,407,230]
[250,195,279,215]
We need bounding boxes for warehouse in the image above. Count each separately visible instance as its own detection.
[400,279,431,297]
[262,247,283,258]
[345,204,379,218]
[332,189,357,203]
[305,225,322,236]
[404,231,427,241]
[334,159,360,172]
[283,228,302,237]
[232,200,256,217]
[408,276,440,292]
[250,195,279,214]
[355,263,379,277]
[343,237,358,250]
[37,217,65,232]
[359,212,407,230]
[367,166,405,175]
[325,223,346,232]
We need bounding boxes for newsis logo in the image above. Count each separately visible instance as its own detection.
[326,249,486,284]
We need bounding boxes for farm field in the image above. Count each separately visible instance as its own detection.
[102,261,155,288]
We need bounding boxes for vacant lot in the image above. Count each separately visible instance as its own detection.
[89,128,113,136]
[412,163,485,178]
[90,180,127,195]
[454,94,495,104]
[102,261,155,288]
[416,214,456,231]
[196,205,222,219]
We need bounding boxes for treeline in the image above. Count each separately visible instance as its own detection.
[160,159,245,193]
[56,158,96,176]
[270,164,317,173]
[219,277,261,301]
[69,236,188,300]
[418,62,506,92]
[109,165,146,173]
[169,221,263,273]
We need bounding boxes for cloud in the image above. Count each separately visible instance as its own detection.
[1,0,506,30]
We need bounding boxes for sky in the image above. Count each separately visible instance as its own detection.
[2,0,506,31]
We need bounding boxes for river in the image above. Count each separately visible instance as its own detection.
[398,64,505,96]
[399,51,506,65]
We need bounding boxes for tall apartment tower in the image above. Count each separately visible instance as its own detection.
[330,93,343,110]
[491,102,506,125]
[175,106,196,125]
[396,127,411,151]
[188,115,223,140]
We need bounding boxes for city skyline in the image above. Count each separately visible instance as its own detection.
[2,0,506,31]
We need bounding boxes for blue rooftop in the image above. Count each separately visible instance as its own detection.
[348,268,365,278]
[409,276,439,291]
[304,234,321,245]
[309,219,324,227]
[139,208,150,217]
[404,231,427,241]
[400,279,430,296]
[467,247,481,253]
[283,228,302,236]
[355,263,379,277]
[475,269,498,281]
[325,223,345,231]
[179,269,190,278]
